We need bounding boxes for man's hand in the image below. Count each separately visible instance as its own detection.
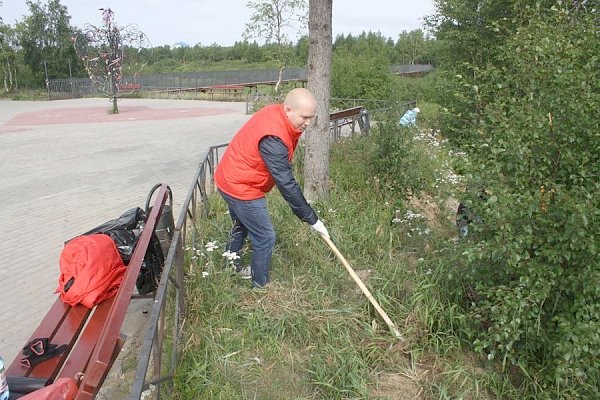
[311,220,330,239]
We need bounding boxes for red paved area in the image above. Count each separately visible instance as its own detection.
[2,105,236,127]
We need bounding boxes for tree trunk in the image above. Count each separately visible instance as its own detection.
[303,0,333,201]
[8,60,13,91]
[112,94,119,114]
[111,86,119,114]
[111,73,119,114]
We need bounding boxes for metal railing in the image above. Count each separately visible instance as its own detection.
[390,64,434,75]
[245,95,415,117]
[48,68,308,99]
[47,65,431,100]
[128,144,227,400]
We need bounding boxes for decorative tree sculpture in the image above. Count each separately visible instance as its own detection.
[73,8,151,113]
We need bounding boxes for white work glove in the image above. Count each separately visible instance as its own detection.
[311,219,330,239]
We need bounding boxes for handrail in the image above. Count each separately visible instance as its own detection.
[128,145,227,399]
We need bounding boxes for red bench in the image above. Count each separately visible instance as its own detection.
[117,83,142,92]
[330,106,370,138]
[6,184,170,400]
[207,84,244,101]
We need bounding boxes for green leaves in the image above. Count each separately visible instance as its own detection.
[331,33,394,100]
[15,0,81,83]
[429,2,600,397]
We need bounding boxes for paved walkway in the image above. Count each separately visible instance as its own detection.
[0,97,250,363]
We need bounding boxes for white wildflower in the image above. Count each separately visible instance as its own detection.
[205,241,219,252]
[222,250,240,266]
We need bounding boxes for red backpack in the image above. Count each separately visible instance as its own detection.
[55,234,126,308]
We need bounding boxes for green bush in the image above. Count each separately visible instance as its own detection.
[434,5,600,397]
[370,112,445,201]
[331,47,394,100]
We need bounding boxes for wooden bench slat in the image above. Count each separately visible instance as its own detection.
[329,106,370,137]
[75,334,125,400]
[117,83,142,91]
[7,300,69,375]
[329,106,363,120]
[57,299,115,381]
[8,300,91,380]
[209,84,244,89]
[28,304,91,380]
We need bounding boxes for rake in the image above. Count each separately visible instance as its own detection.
[319,234,405,341]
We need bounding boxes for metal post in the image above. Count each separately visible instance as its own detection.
[171,238,185,371]
[68,60,74,98]
[43,60,51,100]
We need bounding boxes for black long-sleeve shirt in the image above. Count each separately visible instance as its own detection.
[258,135,318,225]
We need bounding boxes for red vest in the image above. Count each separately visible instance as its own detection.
[215,103,302,200]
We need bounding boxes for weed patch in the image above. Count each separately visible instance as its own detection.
[171,124,527,399]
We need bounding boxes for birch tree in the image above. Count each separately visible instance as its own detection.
[0,5,18,93]
[244,0,307,92]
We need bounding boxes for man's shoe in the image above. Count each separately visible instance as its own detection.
[252,281,271,290]
[237,266,252,279]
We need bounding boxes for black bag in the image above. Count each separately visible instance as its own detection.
[81,207,144,263]
[81,207,164,294]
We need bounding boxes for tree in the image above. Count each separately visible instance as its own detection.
[243,0,308,92]
[424,0,529,142]
[73,8,150,113]
[425,0,518,72]
[331,32,394,100]
[303,0,333,200]
[0,1,18,93]
[432,3,600,396]
[0,21,18,92]
[16,0,80,85]
[394,30,427,65]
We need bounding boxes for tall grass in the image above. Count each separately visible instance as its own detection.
[169,118,529,399]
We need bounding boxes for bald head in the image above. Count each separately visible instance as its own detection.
[284,88,317,130]
[284,88,316,109]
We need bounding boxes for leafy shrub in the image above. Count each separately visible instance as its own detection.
[370,112,445,201]
[435,5,600,397]
[331,47,394,100]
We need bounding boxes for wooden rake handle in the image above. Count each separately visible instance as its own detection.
[320,234,405,341]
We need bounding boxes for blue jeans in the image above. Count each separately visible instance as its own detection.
[219,190,275,288]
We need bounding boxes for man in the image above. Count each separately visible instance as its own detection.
[214,88,329,288]
[398,107,420,127]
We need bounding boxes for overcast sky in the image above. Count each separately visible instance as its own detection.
[1,0,435,47]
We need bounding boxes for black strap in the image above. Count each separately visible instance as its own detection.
[20,337,68,368]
